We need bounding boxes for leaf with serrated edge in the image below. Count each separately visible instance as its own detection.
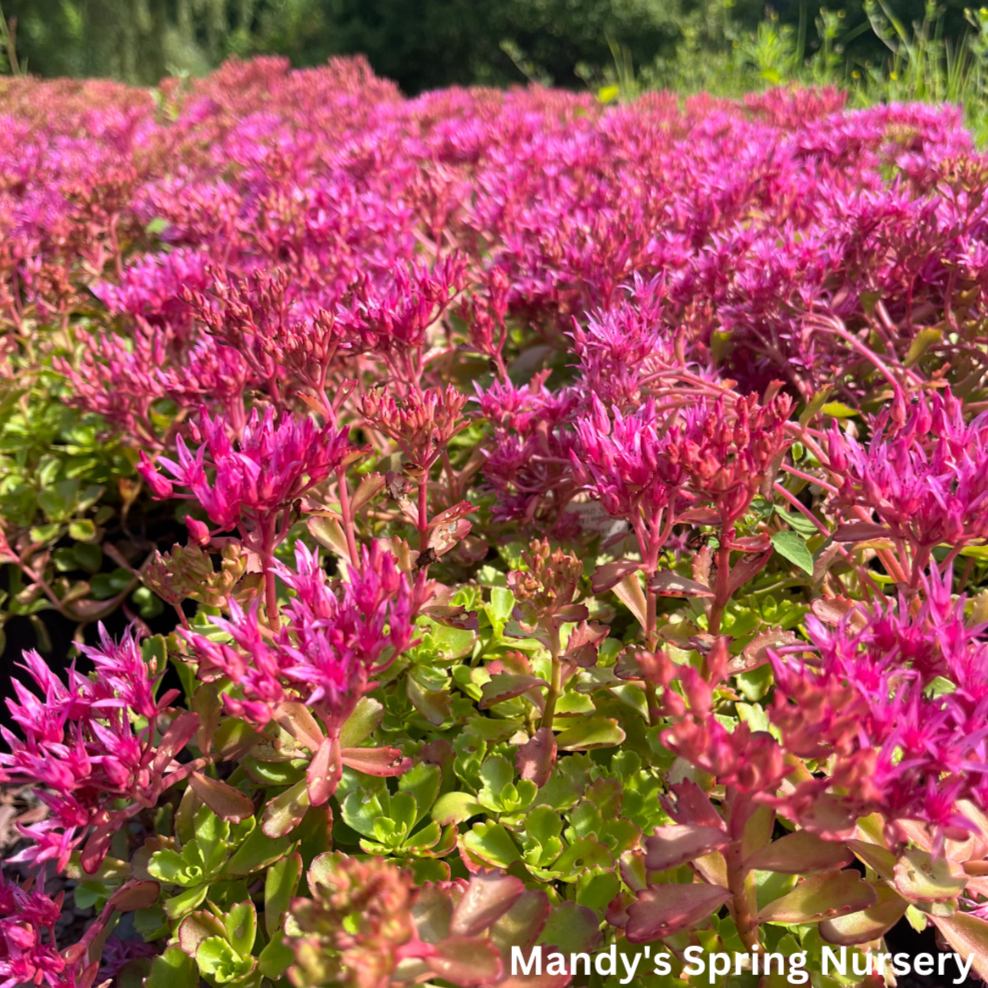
[820,883,908,946]
[745,830,852,874]
[643,824,727,872]
[894,847,967,902]
[758,870,876,924]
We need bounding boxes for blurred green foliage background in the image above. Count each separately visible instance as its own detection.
[2,0,984,96]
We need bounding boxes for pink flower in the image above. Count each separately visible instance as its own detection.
[0,626,191,873]
[187,542,418,731]
[138,405,355,538]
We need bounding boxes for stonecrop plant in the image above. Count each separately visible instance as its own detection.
[4,56,988,988]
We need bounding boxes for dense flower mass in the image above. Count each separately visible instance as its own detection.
[5,57,988,988]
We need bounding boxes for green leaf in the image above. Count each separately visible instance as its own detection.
[758,870,877,924]
[820,882,908,946]
[398,762,442,824]
[68,519,96,542]
[905,326,942,367]
[226,825,289,876]
[774,507,820,537]
[265,852,302,938]
[73,541,102,572]
[261,779,310,839]
[821,401,858,418]
[163,884,209,920]
[462,822,522,868]
[225,901,256,957]
[432,791,484,825]
[770,530,814,576]
[576,870,621,913]
[487,587,516,629]
[339,697,384,748]
[147,848,195,887]
[258,932,295,980]
[894,848,968,902]
[341,789,388,840]
[479,755,514,797]
[144,945,198,988]
[537,901,601,954]
[196,936,254,984]
[134,905,169,942]
[555,716,626,750]
[799,386,833,426]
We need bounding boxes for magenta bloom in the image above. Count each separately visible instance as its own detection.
[770,569,988,848]
[830,388,988,567]
[137,405,355,533]
[571,392,791,569]
[187,542,417,731]
[0,626,189,873]
[0,873,77,988]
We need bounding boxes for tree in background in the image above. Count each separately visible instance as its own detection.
[0,0,984,96]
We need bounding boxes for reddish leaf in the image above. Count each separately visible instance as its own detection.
[678,507,721,524]
[189,773,255,822]
[274,701,324,752]
[307,737,342,806]
[643,824,728,872]
[810,596,868,631]
[429,517,473,556]
[427,500,478,530]
[832,522,891,543]
[626,883,732,943]
[562,621,609,667]
[489,889,551,951]
[591,559,641,595]
[479,673,547,709]
[732,533,772,552]
[726,550,773,596]
[516,728,556,788]
[727,628,799,675]
[151,711,200,776]
[450,871,526,936]
[745,830,852,874]
[81,824,114,876]
[648,570,713,598]
[107,881,161,913]
[340,746,412,777]
[427,937,502,987]
[932,912,988,981]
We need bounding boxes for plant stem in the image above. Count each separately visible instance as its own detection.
[644,584,659,726]
[708,537,732,635]
[337,469,360,567]
[417,475,430,551]
[726,835,760,951]
[539,623,562,732]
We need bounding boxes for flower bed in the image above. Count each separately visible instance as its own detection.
[1,57,988,988]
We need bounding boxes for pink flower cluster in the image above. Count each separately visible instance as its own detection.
[188,543,419,731]
[0,627,192,873]
[771,570,988,846]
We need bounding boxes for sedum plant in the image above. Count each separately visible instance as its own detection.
[4,57,988,988]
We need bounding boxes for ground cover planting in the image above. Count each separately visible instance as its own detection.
[2,56,988,987]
